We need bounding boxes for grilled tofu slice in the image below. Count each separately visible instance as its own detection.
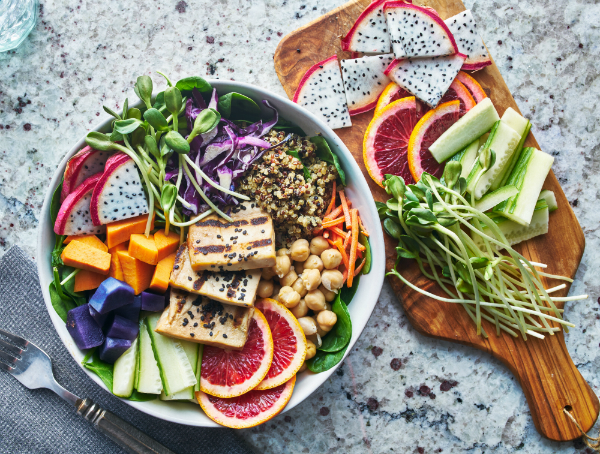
[155,288,253,350]
[187,201,276,272]
[170,245,260,307]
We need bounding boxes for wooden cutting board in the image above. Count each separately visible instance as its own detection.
[274,0,599,442]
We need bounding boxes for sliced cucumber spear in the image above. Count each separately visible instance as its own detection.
[449,137,480,179]
[136,317,162,394]
[113,337,138,398]
[494,147,554,225]
[160,341,200,401]
[146,313,197,396]
[494,108,532,190]
[474,185,518,213]
[430,97,500,163]
[539,189,558,212]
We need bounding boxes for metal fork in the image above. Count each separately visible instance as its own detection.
[0,328,175,454]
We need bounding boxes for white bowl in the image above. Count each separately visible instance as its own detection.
[36,80,386,427]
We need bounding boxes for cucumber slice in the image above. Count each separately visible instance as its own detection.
[449,138,480,179]
[494,147,554,226]
[137,318,162,394]
[539,189,558,212]
[474,201,549,247]
[113,337,138,398]
[501,107,530,136]
[146,313,197,396]
[495,121,531,189]
[429,97,500,163]
[466,123,499,191]
[467,121,521,199]
[474,185,518,213]
[160,341,199,401]
[194,344,204,394]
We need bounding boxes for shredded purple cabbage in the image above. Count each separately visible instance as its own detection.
[165,90,278,217]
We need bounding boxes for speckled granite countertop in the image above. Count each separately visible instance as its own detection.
[1,0,598,452]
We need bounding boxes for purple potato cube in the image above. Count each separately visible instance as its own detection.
[105,315,139,341]
[66,304,105,350]
[98,337,132,364]
[113,295,141,323]
[89,277,134,314]
[141,292,165,312]
[89,305,108,329]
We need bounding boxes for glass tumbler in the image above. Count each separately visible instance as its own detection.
[0,0,39,52]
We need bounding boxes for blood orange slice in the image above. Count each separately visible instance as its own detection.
[456,71,487,103]
[254,298,306,390]
[375,82,426,119]
[407,100,460,182]
[200,308,274,398]
[439,79,476,117]
[364,97,418,187]
[197,376,296,429]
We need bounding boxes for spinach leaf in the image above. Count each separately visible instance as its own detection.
[319,293,352,353]
[218,92,261,120]
[50,179,63,224]
[60,267,86,306]
[358,232,372,275]
[127,390,158,402]
[83,350,114,392]
[307,342,348,373]
[51,234,66,268]
[310,136,346,186]
[175,76,212,94]
[341,272,360,305]
[48,282,75,323]
[273,118,306,136]
[285,150,311,181]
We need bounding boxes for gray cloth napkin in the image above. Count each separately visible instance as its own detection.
[0,246,255,454]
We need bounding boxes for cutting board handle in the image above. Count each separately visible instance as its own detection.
[490,330,599,441]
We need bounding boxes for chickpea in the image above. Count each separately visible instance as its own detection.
[279,286,301,308]
[301,268,321,291]
[310,236,330,256]
[305,339,317,360]
[261,266,277,281]
[294,261,305,275]
[271,284,282,302]
[298,361,308,373]
[305,289,326,312]
[321,249,342,270]
[290,239,310,262]
[280,269,298,288]
[307,333,322,348]
[319,284,336,302]
[297,316,317,336]
[256,280,274,298]
[324,302,332,311]
[292,277,308,297]
[277,248,291,257]
[317,310,338,332]
[303,255,324,272]
[321,269,344,292]
[291,299,308,318]
[272,255,291,278]
[316,324,327,338]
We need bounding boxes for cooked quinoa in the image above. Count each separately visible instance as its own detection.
[238,131,338,247]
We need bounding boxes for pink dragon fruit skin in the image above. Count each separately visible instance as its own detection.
[293,55,352,130]
[90,152,149,226]
[341,53,394,116]
[340,0,391,54]
[384,2,458,59]
[54,173,105,236]
[384,53,467,108]
[60,146,112,203]
[444,10,492,71]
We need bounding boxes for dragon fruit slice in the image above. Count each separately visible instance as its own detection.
[384,53,467,108]
[60,146,112,202]
[341,53,394,116]
[54,173,105,236]
[340,0,391,54]
[292,55,352,130]
[90,152,149,226]
[384,2,458,59]
[445,10,492,71]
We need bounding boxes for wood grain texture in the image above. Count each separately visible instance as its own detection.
[274,0,599,442]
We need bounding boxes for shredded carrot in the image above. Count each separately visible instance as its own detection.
[343,232,351,250]
[358,215,369,237]
[339,190,351,228]
[357,249,363,259]
[330,226,349,239]
[321,217,345,229]
[335,240,350,270]
[324,205,343,222]
[347,209,359,287]
[324,180,336,216]
[341,266,348,284]
[357,242,366,252]
[354,257,366,276]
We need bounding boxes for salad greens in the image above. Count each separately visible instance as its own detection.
[319,293,352,353]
